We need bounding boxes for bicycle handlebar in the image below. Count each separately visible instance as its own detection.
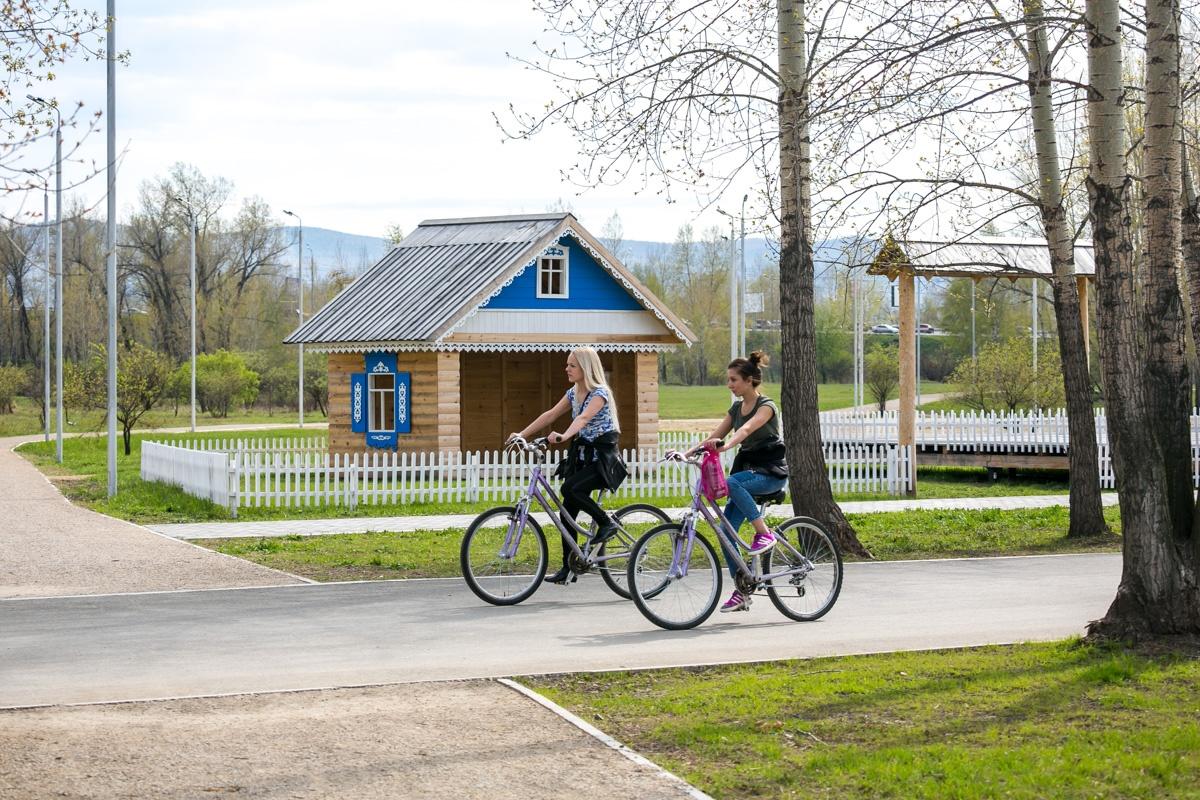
[505,435,549,454]
[661,449,703,467]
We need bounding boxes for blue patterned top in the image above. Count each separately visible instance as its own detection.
[566,386,617,441]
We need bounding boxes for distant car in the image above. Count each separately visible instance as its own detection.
[870,323,899,334]
[918,323,936,334]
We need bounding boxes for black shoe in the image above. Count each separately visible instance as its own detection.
[544,566,572,584]
[594,522,620,546]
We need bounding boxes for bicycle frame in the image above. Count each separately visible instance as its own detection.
[498,460,624,567]
[668,470,811,585]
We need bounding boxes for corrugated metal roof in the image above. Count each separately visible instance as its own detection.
[286,215,567,345]
[870,237,1095,278]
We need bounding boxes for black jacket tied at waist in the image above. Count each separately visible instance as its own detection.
[731,437,789,479]
[553,430,629,491]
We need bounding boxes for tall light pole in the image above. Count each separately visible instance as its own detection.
[30,95,63,463]
[283,209,303,427]
[717,208,738,363]
[168,194,197,432]
[43,189,50,442]
[105,0,118,497]
[738,194,747,356]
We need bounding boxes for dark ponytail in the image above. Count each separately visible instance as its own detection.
[728,350,769,387]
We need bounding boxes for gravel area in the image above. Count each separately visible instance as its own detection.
[0,681,700,800]
[1,435,303,598]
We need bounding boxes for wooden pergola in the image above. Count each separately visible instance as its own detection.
[868,236,1095,495]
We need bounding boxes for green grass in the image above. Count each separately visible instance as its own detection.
[524,639,1200,800]
[18,429,1084,525]
[0,395,324,438]
[658,381,948,419]
[195,505,1121,582]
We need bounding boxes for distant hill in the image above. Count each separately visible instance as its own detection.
[276,226,391,277]
[281,226,898,304]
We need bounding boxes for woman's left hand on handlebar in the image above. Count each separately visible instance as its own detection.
[548,431,566,444]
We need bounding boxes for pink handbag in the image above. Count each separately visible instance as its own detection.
[699,445,729,501]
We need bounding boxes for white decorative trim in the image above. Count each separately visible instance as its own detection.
[305,341,675,354]
[437,227,690,345]
[559,227,690,344]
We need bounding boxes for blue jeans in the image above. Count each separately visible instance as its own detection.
[719,470,787,579]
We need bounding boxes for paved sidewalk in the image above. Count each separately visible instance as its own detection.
[1,434,305,598]
[149,492,1120,540]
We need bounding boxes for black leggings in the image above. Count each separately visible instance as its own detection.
[560,464,613,528]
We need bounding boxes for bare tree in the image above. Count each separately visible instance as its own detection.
[1086,0,1200,638]
[501,0,881,555]
[0,224,38,363]
[1022,0,1109,537]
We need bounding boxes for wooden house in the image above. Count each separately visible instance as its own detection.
[286,213,696,456]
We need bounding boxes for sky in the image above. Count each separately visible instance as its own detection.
[18,0,757,242]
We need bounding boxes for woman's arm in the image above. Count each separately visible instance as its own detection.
[688,414,734,455]
[513,394,571,439]
[551,393,607,443]
[718,405,774,452]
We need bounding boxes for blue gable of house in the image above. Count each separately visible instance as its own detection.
[484,237,643,311]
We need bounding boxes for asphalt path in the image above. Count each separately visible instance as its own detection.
[0,552,1121,709]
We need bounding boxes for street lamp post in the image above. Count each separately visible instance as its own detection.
[42,189,50,442]
[105,0,118,497]
[168,194,197,432]
[29,95,64,463]
[283,209,303,427]
[739,194,747,356]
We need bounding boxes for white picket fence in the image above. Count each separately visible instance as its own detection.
[141,435,912,516]
[140,442,232,509]
[818,408,1200,454]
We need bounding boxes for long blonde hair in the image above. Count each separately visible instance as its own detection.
[571,347,620,431]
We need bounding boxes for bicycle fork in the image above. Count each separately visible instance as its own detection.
[499,500,530,560]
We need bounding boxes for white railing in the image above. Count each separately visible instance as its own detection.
[819,408,1200,454]
[141,441,231,509]
[141,437,913,515]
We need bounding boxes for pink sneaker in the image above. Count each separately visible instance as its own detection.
[747,530,777,555]
[720,590,750,613]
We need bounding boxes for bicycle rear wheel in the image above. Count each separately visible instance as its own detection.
[460,506,547,606]
[764,516,843,621]
[598,503,671,599]
[627,523,722,630]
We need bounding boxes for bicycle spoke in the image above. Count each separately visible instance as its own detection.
[765,517,843,621]
[461,507,547,606]
[629,524,721,630]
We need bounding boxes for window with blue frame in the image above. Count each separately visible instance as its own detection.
[352,352,410,448]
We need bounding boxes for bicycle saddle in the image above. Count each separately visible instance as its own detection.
[753,489,787,505]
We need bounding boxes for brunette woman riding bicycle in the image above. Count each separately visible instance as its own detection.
[689,350,788,612]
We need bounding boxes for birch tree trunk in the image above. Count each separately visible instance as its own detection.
[1023,0,1109,538]
[1087,0,1200,638]
[778,0,867,557]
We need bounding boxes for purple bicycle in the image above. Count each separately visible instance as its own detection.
[459,435,670,606]
[626,450,843,630]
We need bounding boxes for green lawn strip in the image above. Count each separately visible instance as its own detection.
[18,432,1082,525]
[0,395,326,437]
[523,640,1200,800]
[195,506,1121,582]
[659,381,947,419]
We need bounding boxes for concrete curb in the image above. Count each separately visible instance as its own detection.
[497,677,715,800]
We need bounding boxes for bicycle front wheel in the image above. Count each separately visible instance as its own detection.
[627,523,722,630]
[598,503,672,599]
[460,506,547,606]
[764,516,843,621]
